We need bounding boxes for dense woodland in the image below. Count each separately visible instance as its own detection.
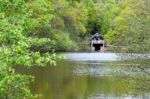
[0,0,150,98]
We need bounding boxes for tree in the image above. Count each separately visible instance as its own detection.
[105,0,150,53]
[117,0,150,53]
[43,0,89,51]
[0,0,56,98]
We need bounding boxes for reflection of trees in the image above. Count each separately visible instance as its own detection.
[30,61,132,99]
[111,59,150,95]
[52,62,132,99]
[117,74,150,98]
[128,76,150,93]
[17,60,150,99]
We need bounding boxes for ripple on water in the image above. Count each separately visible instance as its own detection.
[66,52,150,61]
[73,62,150,77]
[87,94,150,99]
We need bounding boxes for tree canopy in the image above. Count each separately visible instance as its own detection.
[0,0,149,98]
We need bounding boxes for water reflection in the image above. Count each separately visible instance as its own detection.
[88,94,150,99]
[67,53,120,61]
[15,60,150,99]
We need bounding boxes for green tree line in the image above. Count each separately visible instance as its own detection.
[34,0,149,53]
[0,0,149,98]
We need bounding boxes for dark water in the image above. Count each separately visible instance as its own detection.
[15,53,150,99]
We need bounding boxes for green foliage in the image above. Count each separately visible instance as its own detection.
[104,0,150,53]
[0,0,149,98]
[105,4,133,44]
[86,0,102,34]
[0,0,56,98]
[117,0,150,53]
[41,0,89,51]
[100,0,120,35]
[51,31,78,51]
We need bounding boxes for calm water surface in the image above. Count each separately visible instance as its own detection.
[16,53,150,99]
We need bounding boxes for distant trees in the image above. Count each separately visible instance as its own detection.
[0,0,149,98]
[117,0,150,53]
[31,0,149,53]
[104,0,150,53]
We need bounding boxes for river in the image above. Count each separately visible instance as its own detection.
[15,53,150,99]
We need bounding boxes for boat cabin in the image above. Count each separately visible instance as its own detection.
[90,33,105,51]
